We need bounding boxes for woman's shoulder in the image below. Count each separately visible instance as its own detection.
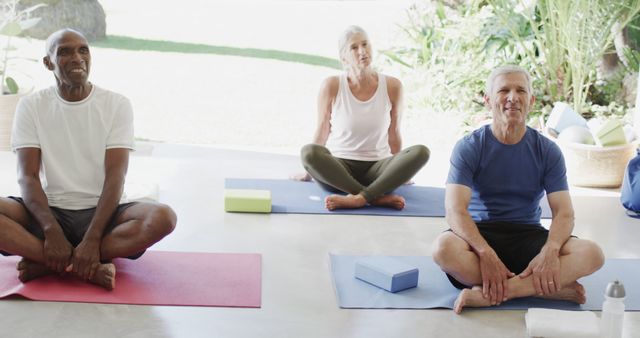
[383,74,402,89]
[319,76,341,97]
[383,74,402,101]
[321,75,340,87]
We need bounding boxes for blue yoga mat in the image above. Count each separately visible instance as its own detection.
[225,178,552,218]
[330,254,640,311]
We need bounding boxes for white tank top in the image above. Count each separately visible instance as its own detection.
[325,73,393,161]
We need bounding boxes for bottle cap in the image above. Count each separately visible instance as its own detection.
[606,280,626,298]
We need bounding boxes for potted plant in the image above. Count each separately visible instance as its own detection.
[0,0,45,151]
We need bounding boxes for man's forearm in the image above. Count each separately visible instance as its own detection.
[447,210,492,255]
[19,176,60,234]
[83,178,124,241]
[545,214,574,251]
[543,191,575,252]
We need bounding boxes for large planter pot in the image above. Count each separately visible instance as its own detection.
[556,139,638,188]
[0,92,28,151]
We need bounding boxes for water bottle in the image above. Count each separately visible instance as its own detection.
[601,280,626,338]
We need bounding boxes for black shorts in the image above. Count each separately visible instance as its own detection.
[445,222,552,289]
[2,197,144,260]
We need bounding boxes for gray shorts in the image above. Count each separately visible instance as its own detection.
[2,196,144,260]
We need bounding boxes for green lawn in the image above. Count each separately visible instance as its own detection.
[94,35,341,69]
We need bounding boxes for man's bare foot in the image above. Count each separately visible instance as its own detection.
[453,286,490,314]
[325,194,367,210]
[371,194,405,210]
[89,263,116,291]
[17,259,115,290]
[539,282,586,304]
[453,282,587,314]
[17,258,52,282]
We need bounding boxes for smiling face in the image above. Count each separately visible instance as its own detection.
[44,31,91,87]
[341,32,372,70]
[485,72,535,127]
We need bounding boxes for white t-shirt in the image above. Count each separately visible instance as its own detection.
[325,73,392,161]
[11,85,134,210]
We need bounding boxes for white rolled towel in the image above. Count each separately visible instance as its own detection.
[525,308,600,338]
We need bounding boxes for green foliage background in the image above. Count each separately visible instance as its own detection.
[382,0,640,131]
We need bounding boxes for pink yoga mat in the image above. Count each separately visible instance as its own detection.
[0,251,261,307]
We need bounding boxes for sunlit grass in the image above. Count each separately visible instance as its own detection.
[93,35,341,69]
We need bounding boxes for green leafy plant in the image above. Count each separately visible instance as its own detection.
[479,5,551,122]
[380,1,495,119]
[0,0,45,94]
[621,46,640,72]
[488,0,640,115]
[375,1,640,136]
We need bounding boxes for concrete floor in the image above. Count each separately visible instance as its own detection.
[0,143,639,338]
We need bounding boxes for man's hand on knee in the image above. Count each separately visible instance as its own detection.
[43,228,73,273]
[519,247,561,295]
[478,249,514,305]
[70,239,101,280]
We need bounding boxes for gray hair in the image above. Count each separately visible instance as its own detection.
[485,65,533,96]
[338,25,370,62]
[45,28,87,56]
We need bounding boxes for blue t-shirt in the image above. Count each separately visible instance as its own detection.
[447,125,568,224]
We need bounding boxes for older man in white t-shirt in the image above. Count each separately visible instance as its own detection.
[0,29,176,290]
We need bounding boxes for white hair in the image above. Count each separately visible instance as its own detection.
[485,65,533,96]
[338,25,370,64]
[45,28,87,56]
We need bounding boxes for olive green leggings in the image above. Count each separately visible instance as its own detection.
[300,144,430,202]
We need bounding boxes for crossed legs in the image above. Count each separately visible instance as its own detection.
[431,231,604,313]
[300,144,430,210]
[0,197,176,289]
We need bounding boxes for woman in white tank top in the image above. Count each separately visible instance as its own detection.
[292,26,430,211]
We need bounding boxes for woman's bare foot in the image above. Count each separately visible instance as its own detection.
[17,259,52,282]
[453,286,490,314]
[539,281,586,304]
[89,263,116,291]
[325,194,367,210]
[371,194,405,210]
[290,172,311,181]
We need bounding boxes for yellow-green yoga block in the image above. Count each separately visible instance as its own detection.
[595,119,627,147]
[224,189,272,213]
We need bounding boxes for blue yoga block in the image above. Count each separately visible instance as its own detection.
[354,257,419,293]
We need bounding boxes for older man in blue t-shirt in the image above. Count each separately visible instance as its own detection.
[432,65,604,314]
